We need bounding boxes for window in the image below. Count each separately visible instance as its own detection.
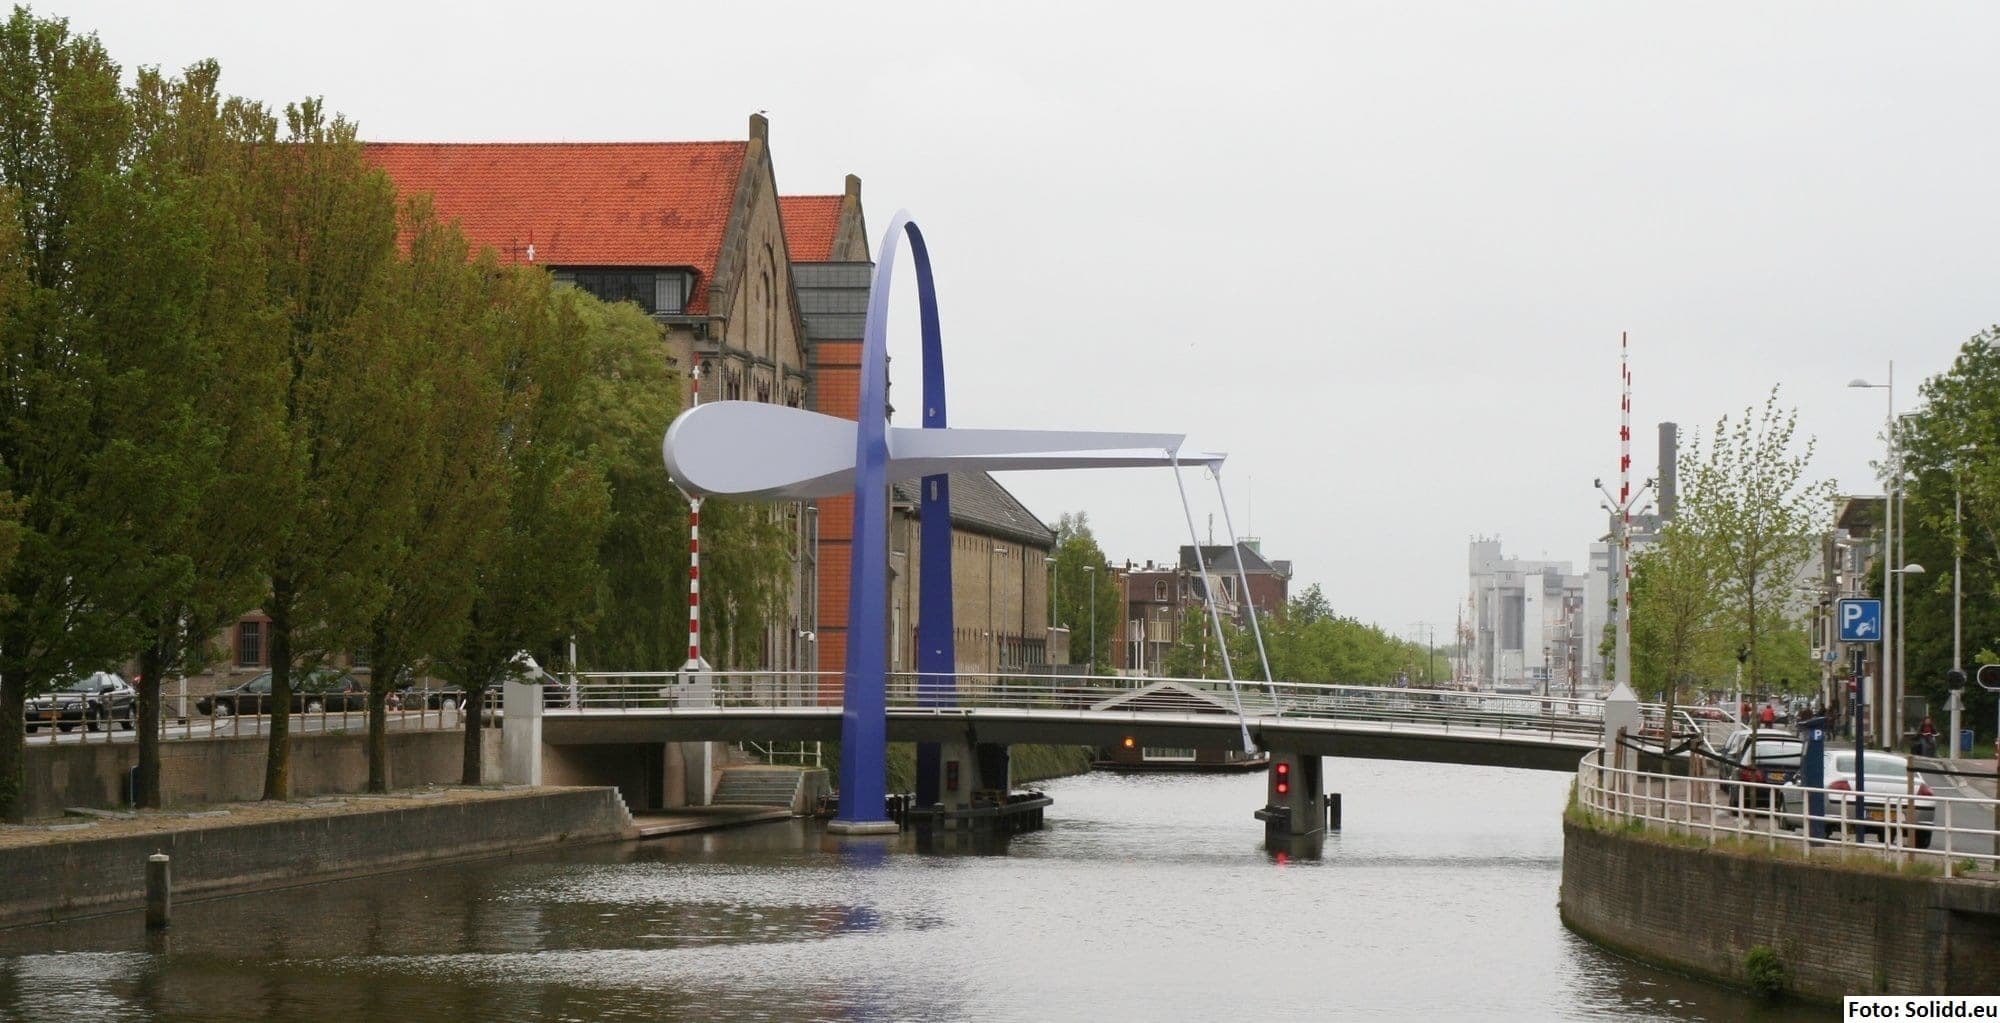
[1154,580,1167,601]
[236,621,263,667]
[562,269,689,315]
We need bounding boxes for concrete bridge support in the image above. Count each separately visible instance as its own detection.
[502,676,543,786]
[1256,751,1325,854]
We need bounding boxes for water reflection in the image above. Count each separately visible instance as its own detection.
[0,763,1827,1022]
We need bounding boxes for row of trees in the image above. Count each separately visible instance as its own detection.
[1160,584,1430,685]
[1886,327,2000,738]
[1049,515,1426,685]
[0,12,787,819]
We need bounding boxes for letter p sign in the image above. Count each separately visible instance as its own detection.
[1836,598,1882,643]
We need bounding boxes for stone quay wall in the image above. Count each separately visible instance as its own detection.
[1560,817,2000,999]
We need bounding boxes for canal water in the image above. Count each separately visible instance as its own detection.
[0,760,1828,1022]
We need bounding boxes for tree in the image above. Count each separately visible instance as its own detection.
[356,205,507,792]
[1630,519,1725,736]
[1049,513,1119,672]
[121,61,289,807]
[0,11,213,819]
[1676,389,1833,699]
[243,99,410,800]
[1887,326,2000,739]
[436,278,609,784]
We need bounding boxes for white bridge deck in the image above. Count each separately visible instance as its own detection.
[543,673,1631,773]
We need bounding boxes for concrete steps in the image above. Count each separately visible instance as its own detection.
[711,768,805,810]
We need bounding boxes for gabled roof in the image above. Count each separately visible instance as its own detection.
[780,195,843,262]
[1180,543,1280,575]
[363,141,747,314]
[892,472,1057,549]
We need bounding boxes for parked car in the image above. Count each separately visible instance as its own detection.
[196,669,365,716]
[1776,749,1936,848]
[26,672,135,733]
[1717,729,1802,809]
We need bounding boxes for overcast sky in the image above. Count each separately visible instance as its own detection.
[48,1,2000,639]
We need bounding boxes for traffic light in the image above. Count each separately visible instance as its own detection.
[1273,760,1291,796]
[1978,664,2000,690]
[1947,669,1967,691]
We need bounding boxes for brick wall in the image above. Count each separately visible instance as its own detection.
[1560,818,2000,998]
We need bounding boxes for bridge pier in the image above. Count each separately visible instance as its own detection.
[1255,751,1325,854]
[501,675,543,786]
[904,733,1048,841]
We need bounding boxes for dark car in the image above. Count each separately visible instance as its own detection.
[197,669,365,716]
[26,672,135,733]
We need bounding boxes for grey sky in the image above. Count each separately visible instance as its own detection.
[50,1,2000,637]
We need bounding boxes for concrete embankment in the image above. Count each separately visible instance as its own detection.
[1560,817,2000,1000]
[0,786,635,928]
[23,728,498,820]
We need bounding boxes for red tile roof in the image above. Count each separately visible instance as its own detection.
[779,195,843,262]
[363,142,747,314]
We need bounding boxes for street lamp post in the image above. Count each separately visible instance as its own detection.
[1888,562,1926,749]
[1044,556,1057,633]
[1849,366,1894,746]
[1084,564,1097,676]
[989,546,1007,676]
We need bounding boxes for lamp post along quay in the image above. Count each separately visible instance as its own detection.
[1849,365,1893,745]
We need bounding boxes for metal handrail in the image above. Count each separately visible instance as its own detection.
[558,671,1609,744]
[1575,748,1999,877]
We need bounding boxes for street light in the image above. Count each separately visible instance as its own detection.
[1044,555,1057,632]
[1889,561,1926,748]
[990,546,1008,676]
[1083,564,1097,677]
[1850,366,1894,745]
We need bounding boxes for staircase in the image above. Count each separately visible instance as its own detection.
[711,768,805,811]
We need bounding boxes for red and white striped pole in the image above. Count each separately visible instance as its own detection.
[1613,331,1633,694]
[684,363,711,671]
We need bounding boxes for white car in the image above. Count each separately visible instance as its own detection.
[1776,749,1936,848]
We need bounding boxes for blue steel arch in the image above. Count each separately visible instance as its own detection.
[837,211,953,827]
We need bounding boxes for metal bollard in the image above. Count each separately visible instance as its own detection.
[145,854,170,929]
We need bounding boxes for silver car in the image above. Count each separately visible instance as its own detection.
[1777,749,1936,848]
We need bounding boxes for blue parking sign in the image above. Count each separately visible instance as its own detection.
[1837,598,1882,643]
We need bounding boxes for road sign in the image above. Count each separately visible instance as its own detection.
[1837,598,1883,643]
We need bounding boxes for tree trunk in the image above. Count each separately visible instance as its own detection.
[136,642,166,809]
[461,681,487,785]
[263,584,293,801]
[366,678,389,793]
[0,674,25,822]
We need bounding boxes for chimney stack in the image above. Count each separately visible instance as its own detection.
[1658,422,1679,520]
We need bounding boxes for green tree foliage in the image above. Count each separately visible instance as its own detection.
[1629,520,1725,731]
[1049,513,1120,672]
[436,279,609,784]
[1890,327,2000,737]
[242,98,413,800]
[1675,389,1833,698]
[357,206,509,792]
[1159,583,1421,685]
[0,11,223,818]
[121,61,289,808]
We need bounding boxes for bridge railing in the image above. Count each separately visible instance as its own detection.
[559,670,1606,743]
[1575,748,1999,877]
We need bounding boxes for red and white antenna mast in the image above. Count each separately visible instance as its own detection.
[683,363,712,672]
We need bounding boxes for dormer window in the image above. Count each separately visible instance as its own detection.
[557,268,691,314]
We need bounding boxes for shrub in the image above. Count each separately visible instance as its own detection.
[1744,946,1787,999]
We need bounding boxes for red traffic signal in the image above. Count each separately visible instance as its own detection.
[1274,761,1291,796]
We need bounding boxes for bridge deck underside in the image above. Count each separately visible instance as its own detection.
[541,709,1589,773]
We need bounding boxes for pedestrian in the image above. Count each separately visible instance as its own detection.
[1919,716,1938,757]
[1758,702,1775,728]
